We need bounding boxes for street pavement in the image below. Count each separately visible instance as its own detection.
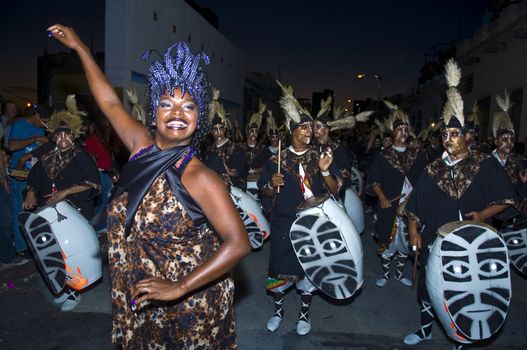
[1,211,527,350]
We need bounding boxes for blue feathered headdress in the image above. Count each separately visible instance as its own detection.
[142,42,211,127]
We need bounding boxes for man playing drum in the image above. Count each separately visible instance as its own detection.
[367,101,427,288]
[258,81,339,336]
[403,60,515,350]
[23,95,101,311]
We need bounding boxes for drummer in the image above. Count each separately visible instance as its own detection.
[403,60,515,350]
[258,81,340,336]
[242,100,267,174]
[23,95,101,312]
[490,90,527,214]
[205,88,247,188]
[366,100,427,288]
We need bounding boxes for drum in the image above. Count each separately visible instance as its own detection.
[18,201,102,294]
[230,186,270,249]
[245,172,261,202]
[343,188,364,234]
[426,221,511,344]
[290,194,363,300]
[350,166,363,195]
[381,216,409,258]
[500,218,527,276]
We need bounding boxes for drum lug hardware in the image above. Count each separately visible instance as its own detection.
[53,207,68,222]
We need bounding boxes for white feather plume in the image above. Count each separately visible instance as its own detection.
[276,80,310,132]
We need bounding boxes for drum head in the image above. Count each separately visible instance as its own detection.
[297,193,330,211]
[437,223,510,341]
[500,220,527,276]
[18,212,66,294]
[290,213,359,299]
[236,207,264,249]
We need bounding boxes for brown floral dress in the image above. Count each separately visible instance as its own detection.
[107,169,236,349]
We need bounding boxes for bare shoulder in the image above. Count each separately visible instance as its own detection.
[181,158,227,197]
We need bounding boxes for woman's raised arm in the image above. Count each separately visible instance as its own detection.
[47,24,151,153]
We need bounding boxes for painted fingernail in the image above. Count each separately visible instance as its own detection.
[130,299,137,311]
[47,31,52,37]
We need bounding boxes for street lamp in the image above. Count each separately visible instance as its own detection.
[355,73,383,119]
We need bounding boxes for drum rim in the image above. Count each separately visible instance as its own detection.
[296,193,330,211]
[437,220,497,237]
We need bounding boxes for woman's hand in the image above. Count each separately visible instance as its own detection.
[47,24,85,51]
[132,277,187,305]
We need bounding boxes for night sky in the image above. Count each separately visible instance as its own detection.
[1,0,491,107]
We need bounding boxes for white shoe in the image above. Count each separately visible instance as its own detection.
[403,330,432,345]
[296,319,311,335]
[53,292,70,304]
[375,277,388,287]
[397,276,413,287]
[266,315,282,332]
[60,292,81,312]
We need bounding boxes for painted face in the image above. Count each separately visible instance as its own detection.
[382,136,393,149]
[314,121,329,141]
[293,122,313,146]
[155,88,199,149]
[54,131,74,150]
[211,124,226,144]
[500,224,527,276]
[465,129,476,146]
[439,225,510,340]
[247,127,258,144]
[495,132,515,156]
[269,133,279,148]
[393,125,408,146]
[290,214,359,299]
[442,128,468,158]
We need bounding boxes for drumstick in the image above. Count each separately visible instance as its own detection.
[277,140,281,193]
[390,193,405,204]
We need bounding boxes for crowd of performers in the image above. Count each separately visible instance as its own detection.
[10,24,526,349]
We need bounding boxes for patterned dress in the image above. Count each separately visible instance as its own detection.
[107,147,236,349]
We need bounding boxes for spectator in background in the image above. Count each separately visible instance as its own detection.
[0,150,29,271]
[8,104,49,254]
[1,100,17,149]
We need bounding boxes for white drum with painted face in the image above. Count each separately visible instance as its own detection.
[343,188,365,234]
[426,221,511,344]
[230,186,270,249]
[500,218,527,276]
[290,193,363,300]
[18,201,102,294]
[350,166,363,195]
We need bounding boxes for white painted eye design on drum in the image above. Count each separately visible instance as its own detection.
[500,226,527,276]
[236,207,263,249]
[18,212,66,294]
[290,214,358,299]
[440,226,510,340]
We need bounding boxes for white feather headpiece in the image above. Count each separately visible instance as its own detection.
[276,80,311,132]
[208,87,231,129]
[383,100,409,131]
[126,89,146,125]
[248,99,266,130]
[327,110,373,131]
[492,89,515,137]
[316,95,333,117]
[443,59,465,128]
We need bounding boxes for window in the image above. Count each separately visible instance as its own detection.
[201,44,204,51]
[153,12,157,21]
[188,35,191,43]
[172,25,176,33]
